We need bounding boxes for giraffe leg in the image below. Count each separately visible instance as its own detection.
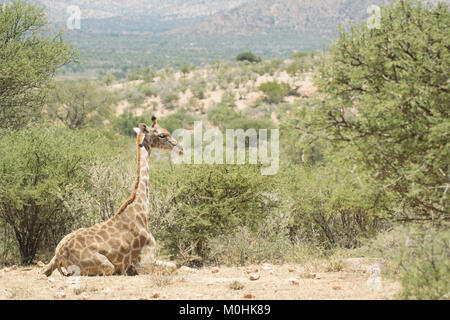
[77,252,116,276]
[133,244,156,274]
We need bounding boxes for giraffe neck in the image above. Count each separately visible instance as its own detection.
[112,132,150,225]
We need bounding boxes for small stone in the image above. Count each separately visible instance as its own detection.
[332,285,342,290]
[102,288,112,294]
[288,268,295,272]
[48,278,55,283]
[195,294,204,298]
[161,294,169,299]
[150,292,160,299]
[243,293,256,299]
[289,278,300,286]
[36,261,45,268]
[179,266,198,273]
[211,267,219,274]
[10,265,17,270]
[315,274,321,279]
[269,270,274,275]
[54,292,66,299]
[21,267,33,271]
[249,274,260,281]
[261,266,271,271]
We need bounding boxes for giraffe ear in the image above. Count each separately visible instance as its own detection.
[133,127,140,135]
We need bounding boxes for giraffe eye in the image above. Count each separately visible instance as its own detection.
[159,134,166,138]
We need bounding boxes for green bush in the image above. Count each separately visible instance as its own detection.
[158,108,196,133]
[235,51,262,63]
[207,104,240,127]
[258,81,291,104]
[112,113,152,137]
[148,164,278,265]
[398,227,449,300]
[282,164,387,249]
[0,124,121,264]
[313,0,450,220]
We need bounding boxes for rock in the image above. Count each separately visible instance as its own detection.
[179,266,198,273]
[150,292,160,299]
[261,266,271,271]
[161,294,169,299]
[36,261,45,268]
[315,274,321,279]
[332,285,342,290]
[269,270,274,275]
[289,278,300,286]
[249,274,260,281]
[48,278,55,283]
[211,267,220,274]
[243,293,256,299]
[10,265,17,270]
[21,267,33,271]
[54,292,66,299]
[288,268,295,272]
[195,294,204,298]
[102,288,112,294]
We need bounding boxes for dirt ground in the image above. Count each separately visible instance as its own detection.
[0,259,401,300]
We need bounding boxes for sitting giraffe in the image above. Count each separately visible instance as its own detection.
[42,117,183,276]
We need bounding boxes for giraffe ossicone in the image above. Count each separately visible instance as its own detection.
[41,118,183,276]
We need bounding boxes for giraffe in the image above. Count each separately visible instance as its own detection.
[41,117,183,276]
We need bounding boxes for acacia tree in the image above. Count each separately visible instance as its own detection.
[46,80,116,129]
[0,0,76,130]
[307,0,449,221]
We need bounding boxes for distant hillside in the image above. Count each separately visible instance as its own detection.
[171,0,392,36]
[28,0,249,22]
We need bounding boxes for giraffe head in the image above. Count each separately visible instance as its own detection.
[134,116,183,155]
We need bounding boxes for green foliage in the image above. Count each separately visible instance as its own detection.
[148,164,278,265]
[310,0,449,220]
[112,113,152,137]
[223,117,276,133]
[158,108,196,133]
[281,164,387,249]
[46,80,116,129]
[0,124,119,263]
[236,51,262,63]
[102,74,116,86]
[258,81,291,103]
[397,227,449,300]
[180,64,192,75]
[208,104,240,127]
[161,91,179,106]
[0,0,76,130]
[364,224,449,300]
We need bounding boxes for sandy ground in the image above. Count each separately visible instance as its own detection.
[0,261,400,300]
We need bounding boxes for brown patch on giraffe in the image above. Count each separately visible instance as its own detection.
[98,230,109,241]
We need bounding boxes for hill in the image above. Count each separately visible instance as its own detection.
[171,0,392,36]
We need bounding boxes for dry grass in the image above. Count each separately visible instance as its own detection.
[0,259,401,300]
